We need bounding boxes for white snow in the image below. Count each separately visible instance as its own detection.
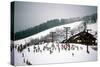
[87,23,97,35]
[14,21,83,45]
[13,21,97,66]
[14,43,97,66]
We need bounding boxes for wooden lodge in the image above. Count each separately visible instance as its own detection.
[62,31,97,45]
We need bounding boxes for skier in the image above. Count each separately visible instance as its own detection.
[28,47,30,52]
[22,53,24,57]
[68,43,70,51]
[23,58,25,63]
[26,60,32,65]
[37,45,40,52]
[50,49,53,54]
[72,53,74,56]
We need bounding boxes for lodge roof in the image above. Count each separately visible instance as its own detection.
[68,31,96,41]
[62,31,97,45]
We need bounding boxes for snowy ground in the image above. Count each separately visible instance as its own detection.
[14,21,97,45]
[12,21,97,66]
[14,21,83,44]
[14,42,97,66]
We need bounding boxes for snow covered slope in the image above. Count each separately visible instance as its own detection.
[14,43,97,66]
[13,21,97,66]
[14,21,83,44]
[14,21,97,45]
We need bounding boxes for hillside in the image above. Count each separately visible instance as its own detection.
[12,13,97,40]
[13,20,97,65]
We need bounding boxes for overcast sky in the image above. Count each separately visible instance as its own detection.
[14,1,97,33]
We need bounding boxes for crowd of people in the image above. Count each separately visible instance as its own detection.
[13,41,84,65]
[14,41,83,55]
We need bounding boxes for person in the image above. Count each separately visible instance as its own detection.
[61,44,64,50]
[57,43,60,52]
[50,49,53,54]
[19,44,23,52]
[33,45,36,51]
[23,58,25,63]
[26,60,32,65]
[68,43,70,51]
[17,44,23,52]
[72,53,74,56]
[28,47,30,52]
[43,46,46,51]
[14,45,17,49]
[80,47,83,50]
[22,53,24,57]
[40,50,42,53]
[37,45,40,52]
[77,46,79,51]
[71,45,75,50]
[58,47,60,52]
[36,49,38,53]
[51,43,56,50]
[64,44,67,50]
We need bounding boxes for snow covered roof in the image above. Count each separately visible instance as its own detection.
[62,31,97,45]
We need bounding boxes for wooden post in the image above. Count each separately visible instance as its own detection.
[86,29,91,54]
[87,44,89,54]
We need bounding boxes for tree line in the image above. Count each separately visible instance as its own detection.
[12,13,97,40]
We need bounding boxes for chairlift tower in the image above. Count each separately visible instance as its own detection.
[64,27,70,45]
[50,32,56,47]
